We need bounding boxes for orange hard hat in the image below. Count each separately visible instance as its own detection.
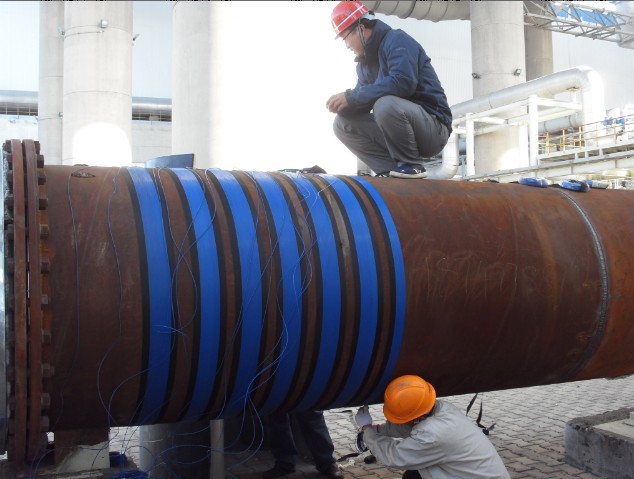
[331,1,369,37]
[383,375,437,424]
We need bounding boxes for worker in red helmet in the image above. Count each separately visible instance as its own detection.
[326,1,452,179]
[355,375,510,479]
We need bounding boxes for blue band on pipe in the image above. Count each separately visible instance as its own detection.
[292,174,342,411]
[322,176,379,405]
[209,170,262,415]
[171,169,221,421]
[251,172,303,412]
[352,177,406,398]
[127,167,173,424]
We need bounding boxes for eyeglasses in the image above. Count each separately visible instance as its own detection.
[340,28,354,42]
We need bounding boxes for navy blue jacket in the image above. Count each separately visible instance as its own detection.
[343,20,452,133]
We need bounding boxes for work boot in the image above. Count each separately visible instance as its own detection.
[262,464,295,479]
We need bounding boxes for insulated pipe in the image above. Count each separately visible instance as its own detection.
[616,1,634,49]
[3,90,171,117]
[429,132,459,180]
[4,140,634,462]
[452,66,606,135]
[437,68,605,179]
[363,1,470,22]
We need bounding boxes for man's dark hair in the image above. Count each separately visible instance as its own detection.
[359,15,377,29]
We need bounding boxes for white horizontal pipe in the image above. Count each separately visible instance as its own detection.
[363,1,470,21]
[452,66,605,130]
[433,67,606,180]
[428,131,459,180]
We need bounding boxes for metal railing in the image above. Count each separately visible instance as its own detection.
[538,113,634,159]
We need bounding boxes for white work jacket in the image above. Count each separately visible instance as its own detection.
[363,400,510,479]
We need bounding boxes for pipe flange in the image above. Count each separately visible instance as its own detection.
[0,141,9,457]
[1,140,51,463]
[3,139,28,462]
[23,140,51,461]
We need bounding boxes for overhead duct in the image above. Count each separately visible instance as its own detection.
[363,1,470,21]
[0,91,39,110]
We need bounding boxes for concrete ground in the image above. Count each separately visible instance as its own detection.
[1,375,633,478]
[226,375,634,479]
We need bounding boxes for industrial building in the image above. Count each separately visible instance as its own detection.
[1,1,634,478]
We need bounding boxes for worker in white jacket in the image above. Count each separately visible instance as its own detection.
[356,375,510,479]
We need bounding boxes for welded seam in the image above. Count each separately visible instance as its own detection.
[557,190,609,378]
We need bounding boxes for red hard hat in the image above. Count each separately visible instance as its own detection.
[331,1,369,37]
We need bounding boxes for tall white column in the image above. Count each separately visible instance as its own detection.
[470,1,527,174]
[62,2,132,166]
[38,2,64,165]
[525,26,553,81]
[170,10,225,477]
[172,2,215,169]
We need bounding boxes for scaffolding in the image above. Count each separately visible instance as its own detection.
[524,1,634,48]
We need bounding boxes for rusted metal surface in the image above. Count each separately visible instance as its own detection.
[3,139,634,463]
[381,179,612,392]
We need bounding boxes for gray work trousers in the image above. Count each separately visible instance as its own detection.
[268,411,336,473]
[333,95,449,175]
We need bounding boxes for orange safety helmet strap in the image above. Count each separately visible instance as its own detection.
[331,1,369,37]
[383,375,437,424]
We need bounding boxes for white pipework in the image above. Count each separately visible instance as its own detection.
[465,114,476,177]
[0,91,39,108]
[451,67,599,121]
[612,1,634,49]
[363,1,470,21]
[451,66,605,134]
[432,66,606,180]
[528,95,539,166]
[427,131,459,180]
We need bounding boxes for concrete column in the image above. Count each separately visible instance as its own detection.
[524,0,553,81]
[138,421,212,479]
[172,2,215,169]
[62,2,132,166]
[524,28,553,81]
[470,1,527,174]
[38,2,64,165]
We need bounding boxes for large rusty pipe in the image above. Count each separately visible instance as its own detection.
[2,140,634,462]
